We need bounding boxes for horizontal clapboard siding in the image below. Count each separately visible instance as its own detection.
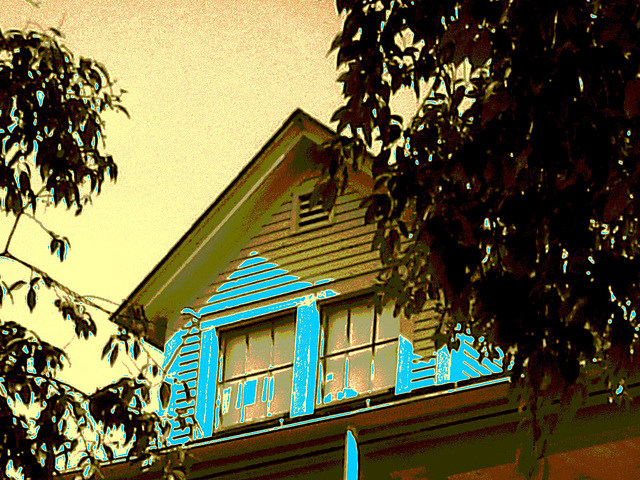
[185,180,438,360]
[189,186,382,312]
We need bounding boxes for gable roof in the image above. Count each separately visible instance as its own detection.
[113,110,360,347]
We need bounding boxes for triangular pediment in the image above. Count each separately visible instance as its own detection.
[183,251,334,321]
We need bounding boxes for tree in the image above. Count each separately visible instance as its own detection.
[0,28,182,479]
[321,0,640,475]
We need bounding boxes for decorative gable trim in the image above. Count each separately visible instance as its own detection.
[182,252,335,320]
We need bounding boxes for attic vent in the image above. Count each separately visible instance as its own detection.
[296,192,332,229]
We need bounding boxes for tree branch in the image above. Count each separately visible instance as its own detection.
[22,211,53,238]
[83,295,120,306]
[3,212,22,255]
[4,186,51,254]
[0,251,113,316]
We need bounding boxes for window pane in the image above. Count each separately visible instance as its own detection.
[224,335,246,379]
[318,298,400,408]
[372,341,398,391]
[219,380,242,428]
[347,349,372,395]
[243,375,268,423]
[246,325,272,374]
[273,318,294,366]
[326,309,348,354]
[376,303,400,342]
[323,354,345,403]
[269,367,292,416]
[350,304,374,348]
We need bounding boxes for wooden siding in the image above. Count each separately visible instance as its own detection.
[185,176,439,360]
[190,181,381,312]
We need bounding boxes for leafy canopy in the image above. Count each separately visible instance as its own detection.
[322,0,640,471]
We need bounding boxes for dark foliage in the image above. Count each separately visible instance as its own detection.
[0,28,122,216]
[323,0,640,475]
[0,319,166,480]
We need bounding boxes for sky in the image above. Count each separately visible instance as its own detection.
[0,0,349,390]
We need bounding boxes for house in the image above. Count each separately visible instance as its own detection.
[99,110,639,479]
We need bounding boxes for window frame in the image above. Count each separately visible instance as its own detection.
[317,295,399,406]
[216,311,296,431]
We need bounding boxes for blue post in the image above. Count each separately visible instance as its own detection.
[291,298,321,418]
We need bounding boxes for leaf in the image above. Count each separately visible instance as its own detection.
[309,182,325,209]
[93,61,111,86]
[372,227,385,252]
[623,78,640,118]
[160,381,171,410]
[101,338,114,359]
[330,105,349,128]
[115,104,130,119]
[109,345,119,367]
[19,171,30,194]
[439,41,455,65]
[173,469,187,480]
[480,91,510,127]
[41,274,53,288]
[8,280,26,292]
[88,316,97,337]
[388,229,399,255]
[104,444,114,462]
[27,285,36,313]
[470,31,491,66]
[364,198,377,225]
[397,220,409,238]
[328,32,344,55]
[603,182,629,223]
[18,385,31,406]
[322,179,338,211]
[133,340,141,360]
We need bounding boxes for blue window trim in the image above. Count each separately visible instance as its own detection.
[291,299,321,417]
[167,289,505,445]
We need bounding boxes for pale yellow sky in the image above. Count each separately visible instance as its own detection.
[0,0,345,307]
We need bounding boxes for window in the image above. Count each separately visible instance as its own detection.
[318,298,399,405]
[217,315,295,430]
[293,191,332,230]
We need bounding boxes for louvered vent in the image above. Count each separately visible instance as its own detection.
[297,192,331,229]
